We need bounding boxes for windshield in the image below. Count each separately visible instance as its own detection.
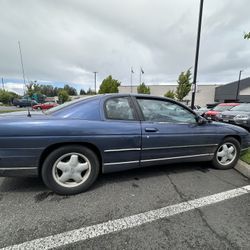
[213,105,236,111]
[230,104,250,112]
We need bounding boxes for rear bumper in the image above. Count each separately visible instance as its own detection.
[0,167,38,177]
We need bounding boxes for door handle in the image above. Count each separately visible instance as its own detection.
[145,127,158,132]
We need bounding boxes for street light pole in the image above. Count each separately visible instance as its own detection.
[191,0,204,110]
[1,78,4,90]
[236,70,243,102]
[93,72,97,94]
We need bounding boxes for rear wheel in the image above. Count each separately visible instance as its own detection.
[41,145,100,195]
[212,137,240,169]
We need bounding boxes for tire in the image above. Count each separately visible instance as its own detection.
[41,145,100,195]
[212,137,240,169]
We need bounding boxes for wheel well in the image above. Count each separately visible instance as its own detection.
[223,135,241,145]
[38,142,102,175]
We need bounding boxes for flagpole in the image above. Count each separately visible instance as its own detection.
[130,67,133,93]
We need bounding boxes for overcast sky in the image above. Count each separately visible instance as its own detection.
[0,0,250,94]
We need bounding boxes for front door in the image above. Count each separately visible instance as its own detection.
[134,97,219,166]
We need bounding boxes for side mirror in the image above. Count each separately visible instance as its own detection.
[196,116,207,125]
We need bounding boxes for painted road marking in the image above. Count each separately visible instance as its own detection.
[2,185,250,250]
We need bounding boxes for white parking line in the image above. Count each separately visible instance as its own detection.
[2,185,250,250]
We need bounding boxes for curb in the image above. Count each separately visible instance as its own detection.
[235,160,250,179]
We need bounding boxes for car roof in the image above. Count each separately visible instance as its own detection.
[218,103,239,106]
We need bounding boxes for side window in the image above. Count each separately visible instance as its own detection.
[137,98,196,123]
[105,97,136,120]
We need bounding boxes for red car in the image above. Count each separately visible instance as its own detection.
[32,102,58,110]
[204,103,239,121]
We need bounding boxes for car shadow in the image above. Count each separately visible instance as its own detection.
[0,162,212,194]
[93,162,211,190]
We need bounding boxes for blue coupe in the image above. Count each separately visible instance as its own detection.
[0,94,249,194]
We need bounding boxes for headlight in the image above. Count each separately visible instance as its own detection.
[234,114,249,124]
[234,114,249,120]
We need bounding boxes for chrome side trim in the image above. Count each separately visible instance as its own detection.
[104,160,139,166]
[0,167,37,170]
[142,144,218,151]
[141,153,214,163]
[104,148,141,153]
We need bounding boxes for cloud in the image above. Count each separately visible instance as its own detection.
[4,82,25,95]
[0,0,250,90]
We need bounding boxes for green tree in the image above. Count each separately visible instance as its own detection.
[244,32,250,39]
[0,90,11,104]
[40,84,56,97]
[175,69,192,101]
[58,89,69,103]
[99,75,121,94]
[164,90,175,99]
[86,88,96,95]
[63,84,77,96]
[26,82,42,96]
[137,82,150,94]
[80,89,86,95]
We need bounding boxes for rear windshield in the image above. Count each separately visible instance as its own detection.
[45,96,94,115]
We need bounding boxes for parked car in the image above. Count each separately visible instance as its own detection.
[32,102,58,110]
[204,103,239,121]
[195,107,209,117]
[219,103,250,131]
[13,98,37,107]
[0,94,249,195]
[206,103,219,109]
[188,105,201,110]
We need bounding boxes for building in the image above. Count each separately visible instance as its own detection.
[215,77,250,103]
[119,84,219,107]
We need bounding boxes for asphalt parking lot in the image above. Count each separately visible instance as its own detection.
[0,162,250,250]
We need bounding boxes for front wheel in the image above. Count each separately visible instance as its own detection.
[212,137,240,169]
[41,145,100,195]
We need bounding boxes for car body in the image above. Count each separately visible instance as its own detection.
[32,102,58,110]
[0,94,249,194]
[13,98,38,107]
[219,103,250,131]
[204,103,239,121]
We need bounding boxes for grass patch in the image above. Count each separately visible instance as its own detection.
[240,149,250,164]
[0,110,19,113]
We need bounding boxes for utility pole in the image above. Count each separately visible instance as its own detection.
[93,72,97,94]
[236,70,243,102]
[18,41,26,94]
[1,78,4,90]
[191,0,204,109]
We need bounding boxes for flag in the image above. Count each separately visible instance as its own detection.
[141,67,144,74]
[131,67,134,74]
